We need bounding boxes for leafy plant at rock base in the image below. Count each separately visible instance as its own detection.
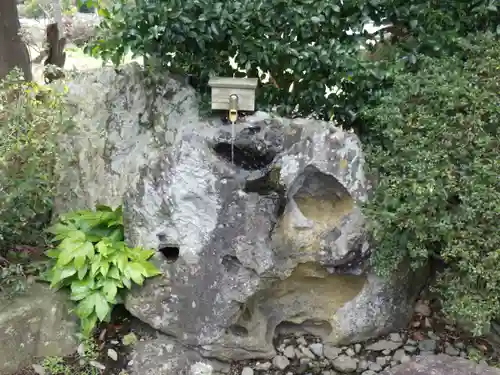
[361,32,500,335]
[0,69,71,256]
[46,205,161,337]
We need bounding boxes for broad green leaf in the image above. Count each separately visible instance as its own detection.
[136,248,156,261]
[125,262,146,285]
[50,266,77,287]
[112,252,129,273]
[107,266,121,280]
[90,254,102,276]
[102,280,118,302]
[93,292,111,321]
[100,261,110,277]
[139,260,162,277]
[46,248,60,259]
[45,222,78,237]
[80,313,98,338]
[77,293,97,318]
[70,278,94,301]
[95,204,114,212]
[122,276,131,289]
[78,264,89,280]
[56,231,92,267]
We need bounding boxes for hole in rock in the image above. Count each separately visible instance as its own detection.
[244,169,285,197]
[221,254,242,272]
[240,125,262,136]
[274,319,333,339]
[228,324,249,337]
[158,245,180,263]
[213,142,275,170]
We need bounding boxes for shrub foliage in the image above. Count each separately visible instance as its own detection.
[0,71,70,255]
[84,0,498,125]
[362,33,500,334]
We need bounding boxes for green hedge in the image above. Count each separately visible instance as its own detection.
[362,32,500,334]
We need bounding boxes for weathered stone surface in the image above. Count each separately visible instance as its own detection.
[57,63,427,364]
[128,335,230,375]
[0,283,78,374]
[381,354,500,375]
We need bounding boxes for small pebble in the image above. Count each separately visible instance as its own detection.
[273,355,290,370]
[354,343,362,353]
[284,345,296,359]
[404,345,417,353]
[241,367,254,375]
[419,339,437,352]
[368,362,382,371]
[301,346,316,359]
[309,343,324,357]
[390,333,402,342]
[358,360,369,370]
[297,336,307,346]
[393,349,410,363]
[323,345,342,360]
[31,364,45,375]
[376,357,388,367]
[107,348,118,361]
[332,355,358,373]
[345,348,355,357]
[444,342,460,356]
[255,362,272,371]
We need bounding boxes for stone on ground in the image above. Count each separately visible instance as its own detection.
[0,283,78,374]
[129,335,229,375]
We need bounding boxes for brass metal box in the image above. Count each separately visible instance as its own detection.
[208,77,258,112]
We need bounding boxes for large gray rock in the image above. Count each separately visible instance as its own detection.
[381,354,500,375]
[0,283,78,374]
[56,63,426,363]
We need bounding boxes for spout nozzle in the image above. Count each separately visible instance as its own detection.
[228,94,238,123]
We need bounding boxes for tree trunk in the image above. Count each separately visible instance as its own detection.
[0,0,32,81]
